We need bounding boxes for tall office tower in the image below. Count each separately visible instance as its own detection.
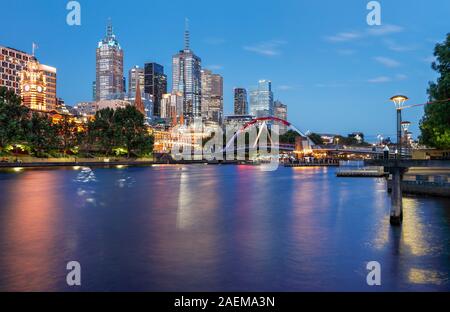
[201,69,223,124]
[274,100,288,133]
[92,81,96,101]
[249,80,274,118]
[144,62,167,117]
[172,20,202,120]
[39,64,57,111]
[233,88,248,115]
[20,59,47,111]
[95,20,124,101]
[0,46,33,94]
[128,66,145,97]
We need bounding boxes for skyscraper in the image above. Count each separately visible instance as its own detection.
[250,80,273,118]
[128,66,145,97]
[274,100,288,133]
[144,62,167,117]
[95,20,124,101]
[234,88,248,115]
[172,20,202,120]
[201,69,223,124]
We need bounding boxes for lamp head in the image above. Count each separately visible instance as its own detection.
[390,95,409,109]
[401,121,411,131]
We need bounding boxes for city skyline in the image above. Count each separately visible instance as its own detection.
[1,0,449,138]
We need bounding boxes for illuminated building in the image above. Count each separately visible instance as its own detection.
[128,65,145,97]
[172,20,202,120]
[39,64,57,111]
[224,115,254,129]
[0,46,32,94]
[20,59,47,111]
[250,80,273,118]
[95,20,124,101]
[1,46,57,109]
[96,99,130,111]
[144,62,167,117]
[160,92,184,125]
[274,100,288,133]
[201,69,223,124]
[74,101,98,117]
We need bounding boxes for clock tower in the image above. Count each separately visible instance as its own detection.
[20,59,47,111]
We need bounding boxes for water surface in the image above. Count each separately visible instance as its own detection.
[0,165,449,291]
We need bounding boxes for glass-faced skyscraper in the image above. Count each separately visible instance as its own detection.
[234,88,248,115]
[129,66,145,98]
[250,80,274,118]
[144,62,167,117]
[95,21,124,101]
[172,20,202,120]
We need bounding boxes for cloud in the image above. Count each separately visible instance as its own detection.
[325,24,404,44]
[325,32,361,43]
[423,56,436,63]
[367,24,404,36]
[205,64,224,70]
[368,76,392,83]
[374,56,401,68]
[383,39,417,52]
[277,85,294,91]
[243,40,287,56]
[368,73,407,84]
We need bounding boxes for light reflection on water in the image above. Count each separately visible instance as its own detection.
[0,165,449,291]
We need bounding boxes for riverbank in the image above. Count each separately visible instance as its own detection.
[0,157,244,168]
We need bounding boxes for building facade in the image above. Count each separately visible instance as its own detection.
[39,64,57,111]
[274,100,288,133]
[224,115,254,130]
[20,59,47,111]
[250,80,273,118]
[201,69,223,124]
[95,21,124,101]
[74,101,98,117]
[128,66,145,98]
[0,46,33,94]
[160,92,184,125]
[172,24,202,120]
[144,62,167,117]
[233,88,248,115]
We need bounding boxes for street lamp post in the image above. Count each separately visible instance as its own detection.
[390,95,409,159]
[388,95,409,226]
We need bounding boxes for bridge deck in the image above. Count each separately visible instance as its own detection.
[365,159,450,168]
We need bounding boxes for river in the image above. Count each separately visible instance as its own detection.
[0,165,449,291]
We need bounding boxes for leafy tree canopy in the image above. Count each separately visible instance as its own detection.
[420,33,450,149]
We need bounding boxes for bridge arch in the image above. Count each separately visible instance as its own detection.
[223,116,313,152]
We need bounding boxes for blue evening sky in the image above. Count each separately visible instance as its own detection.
[1,0,449,140]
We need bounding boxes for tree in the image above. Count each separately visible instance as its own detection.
[87,108,117,155]
[420,33,450,149]
[26,113,60,157]
[0,87,30,150]
[57,115,80,156]
[308,133,324,145]
[280,130,301,144]
[114,106,153,157]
